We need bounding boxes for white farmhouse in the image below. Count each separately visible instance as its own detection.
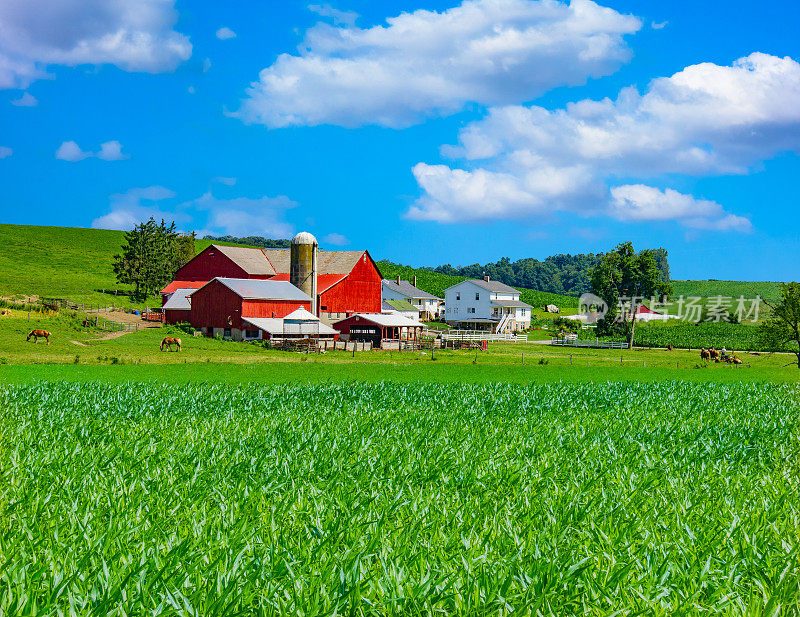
[382,277,443,320]
[444,277,532,332]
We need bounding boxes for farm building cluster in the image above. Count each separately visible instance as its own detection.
[159,232,536,347]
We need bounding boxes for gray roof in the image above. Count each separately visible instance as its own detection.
[264,249,367,275]
[445,278,520,294]
[334,313,423,327]
[162,288,193,310]
[382,279,441,300]
[491,299,533,308]
[210,278,312,301]
[243,316,338,335]
[211,244,276,276]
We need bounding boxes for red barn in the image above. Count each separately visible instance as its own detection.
[161,243,383,319]
[189,278,312,340]
[265,249,383,318]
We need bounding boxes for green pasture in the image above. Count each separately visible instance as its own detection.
[0,223,237,310]
[671,279,783,301]
[1,380,798,614]
[1,310,798,385]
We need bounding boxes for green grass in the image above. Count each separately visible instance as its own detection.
[0,223,245,310]
[1,380,798,615]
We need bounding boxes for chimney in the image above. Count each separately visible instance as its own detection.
[484,275,490,282]
[396,275,401,285]
[413,276,417,288]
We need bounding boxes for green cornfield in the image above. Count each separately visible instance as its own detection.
[631,321,794,352]
[1,381,798,615]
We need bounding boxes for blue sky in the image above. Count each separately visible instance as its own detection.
[1,0,799,281]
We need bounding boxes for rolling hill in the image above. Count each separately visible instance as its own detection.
[0,223,785,312]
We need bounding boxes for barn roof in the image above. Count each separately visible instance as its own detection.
[334,313,423,328]
[160,280,207,295]
[162,288,193,310]
[202,277,312,301]
[382,279,441,300]
[210,244,277,276]
[242,316,338,335]
[264,249,366,276]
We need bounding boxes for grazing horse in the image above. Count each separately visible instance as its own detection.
[700,348,710,360]
[160,337,182,352]
[709,348,720,361]
[27,329,51,344]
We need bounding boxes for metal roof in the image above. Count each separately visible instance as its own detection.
[283,307,318,321]
[210,278,312,301]
[381,279,441,300]
[160,280,207,295]
[162,288,193,310]
[264,249,367,276]
[444,278,520,294]
[210,244,277,276]
[491,299,533,308]
[242,316,337,335]
[335,313,423,328]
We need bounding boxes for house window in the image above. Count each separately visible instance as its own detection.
[475,293,480,300]
[245,329,259,339]
[224,328,231,338]
[468,307,476,314]
[521,309,526,316]
[456,293,460,301]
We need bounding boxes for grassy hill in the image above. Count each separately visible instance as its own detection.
[0,223,786,313]
[0,224,231,310]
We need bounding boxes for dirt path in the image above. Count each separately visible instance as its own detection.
[70,340,89,346]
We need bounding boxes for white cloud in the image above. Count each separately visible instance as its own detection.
[0,146,12,158]
[55,140,91,162]
[216,27,236,40]
[411,52,799,230]
[237,0,641,128]
[0,0,191,89]
[56,139,128,161]
[92,185,298,239]
[651,20,667,30]
[202,57,211,73]
[322,232,349,246]
[91,186,178,230]
[11,92,37,106]
[308,4,358,27]
[610,185,751,231]
[212,176,237,185]
[98,140,128,160]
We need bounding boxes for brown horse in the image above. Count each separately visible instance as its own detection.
[27,329,51,344]
[160,337,182,352]
[709,348,719,361]
[700,348,710,360]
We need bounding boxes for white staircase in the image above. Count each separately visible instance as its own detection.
[496,312,512,333]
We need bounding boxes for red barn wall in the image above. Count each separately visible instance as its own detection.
[320,252,382,314]
[189,280,244,329]
[175,246,264,281]
[242,299,310,319]
[165,309,190,325]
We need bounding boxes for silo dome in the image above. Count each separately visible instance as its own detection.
[292,231,317,245]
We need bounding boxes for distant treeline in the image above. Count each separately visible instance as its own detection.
[203,235,291,249]
[392,249,670,296]
[202,233,669,296]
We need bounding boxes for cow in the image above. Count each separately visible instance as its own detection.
[700,348,710,360]
[27,329,51,344]
[160,337,182,352]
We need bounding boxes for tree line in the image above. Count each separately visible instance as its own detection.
[393,249,670,296]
